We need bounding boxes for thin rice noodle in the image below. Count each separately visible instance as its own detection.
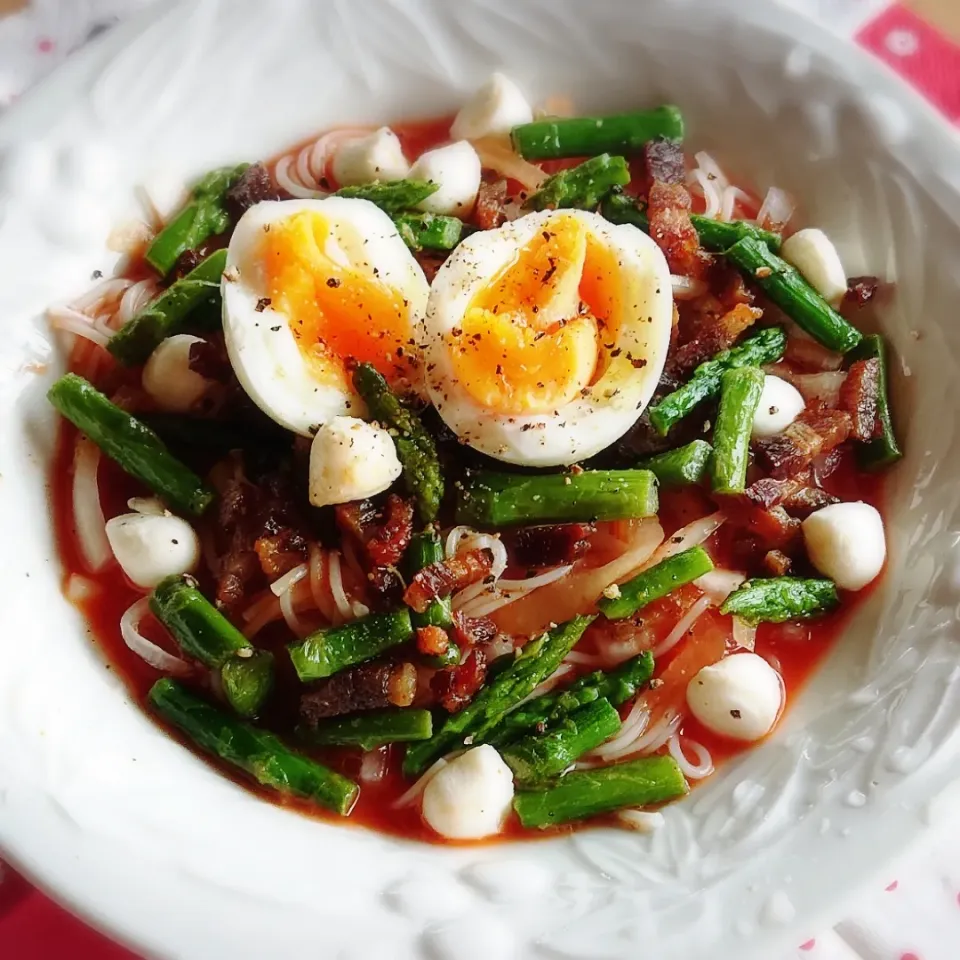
[120,597,190,675]
[49,307,113,348]
[651,594,713,658]
[694,568,745,605]
[667,733,715,780]
[653,512,725,563]
[616,809,665,833]
[392,754,462,809]
[270,563,308,597]
[458,564,573,618]
[308,544,337,623]
[274,127,372,198]
[72,437,111,572]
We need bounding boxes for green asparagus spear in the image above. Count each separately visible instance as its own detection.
[151,575,273,717]
[456,469,658,528]
[726,237,862,353]
[720,576,839,624]
[298,708,433,751]
[145,164,248,277]
[334,179,439,214]
[148,678,358,815]
[47,374,213,516]
[600,191,782,252]
[484,652,654,748]
[710,366,765,495]
[648,326,787,436]
[845,334,902,470]
[403,615,595,777]
[597,545,714,620]
[502,698,621,785]
[393,212,462,252]
[524,154,630,211]
[511,106,685,160]
[289,609,414,682]
[107,249,227,366]
[352,363,443,523]
[405,530,453,630]
[513,755,688,828]
[637,439,713,487]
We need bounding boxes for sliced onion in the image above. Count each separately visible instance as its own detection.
[692,169,722,219]
[117,278,158,327]
[693,151,730,189]
[458,564,574,618]
[392,754,459,809]
[654,512,726,564]
[471,135,547,191]
[651,594,713,658]
[127,496,166,516]
[274,127,371,197]
[327,550,355,622]
[617,809,665,832]
[720,185,752,222]
[671,275,708,300]
[72,437,111,571]
[731,615,757,652]
[478,635,517,662]
[694,568,745,605]
[270,563,309,597]
[120,597,190,675]
[792,371,846,408]
[71,277,132,312]
[667,734,715,780]
[360,746,389,784]
[563,650,605,667]
[756,185,795,231]
[308,544,336,623]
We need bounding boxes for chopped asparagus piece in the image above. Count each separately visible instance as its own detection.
[334,179,438,214]
[637,439,713,487]
[403,615,595,777]
[524,154,630,211]
[149,678,358,815]
[352,363,443,523]
[511,106,685,160]
[456,469,658,528]
[648,326,787,436]
[405,530,453,630]
[47,374,213,516]
[220,652,275,719]
[288,609,414,682]
[710,366,765,495]
[726,237,862,353]
[845,334,902,470]
[513,755,688,828]
[107,249,227,366]
[720,576,839,624]
[597,545,714,620]
[394,212,462,252]
[298,708,433,751]
[502,698,621,785]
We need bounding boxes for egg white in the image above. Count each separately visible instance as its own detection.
[420,209,673,466]
[222,197,429,435]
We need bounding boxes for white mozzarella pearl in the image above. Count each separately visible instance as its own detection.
[142,334,212,413]
[409,141,481,216]
[781,228,848,307]
[331,127,410,187]
[751,375,806,439]
[801,501,886,591]
[450,73,533,140]
[105,511,201,588]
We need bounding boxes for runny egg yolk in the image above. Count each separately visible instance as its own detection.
[448,215,622,416]
[263,210,414,387]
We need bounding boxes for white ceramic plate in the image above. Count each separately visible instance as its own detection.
[2,1,960,958]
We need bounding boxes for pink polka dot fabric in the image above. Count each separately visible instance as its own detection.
[0,1,958,959]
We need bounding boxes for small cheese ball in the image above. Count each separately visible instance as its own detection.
[409,141,482,216]
[802,501,886,591]
[781,228,848,308]
[331,127,410,187]
[105,506,200,588]
[422,746,515,840]
[751,375,805,439]
[142,334,213,413]
[450,73,533,140]
[686,653,784,742]
[308,416,402,508]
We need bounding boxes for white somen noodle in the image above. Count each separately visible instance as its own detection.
[120,597,190,675]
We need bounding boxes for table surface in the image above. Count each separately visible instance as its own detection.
[1,1,959,958]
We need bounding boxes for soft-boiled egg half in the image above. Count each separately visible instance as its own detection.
[223,197,430,435]
[421,209,673,466]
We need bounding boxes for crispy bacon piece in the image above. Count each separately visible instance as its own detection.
[225,162,283,219]
[403,548,494,614]
[335,495,414,569]
[722,501,800,550]
[451,609,498,649]
[843,275,880,310]
[474,176,509,230]
[187,337,233,381]
[781,485,839,518]
[668,303,763,378]
[300,661,417,722]
[763,549,793,577]
[644,136,686,185]
[743,471,811,510]
[753,406,852,480]
[839,357,881,442]
[170,248,202,280]
[431,648,488,713]
[417,625,451,658]
[509,522,595,569]
[254,527,308,579]
[647,179,706,277]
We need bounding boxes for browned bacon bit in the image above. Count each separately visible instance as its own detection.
[404,548,494,614]
[753,406,852,480]
[743,471,811,510]
[416,625,451,658]
[509,522,595,568]
[225,162,284,219]
[432,648,488,713]
[839,357,881,442]
[451,609,498,649]
[643,136,686,186]
[300,661,417,723]
[647,179,707,278]
[781,485,840,519]
[668,302,763,378]
[721,501,800,549]
[170,248,202,280]
[474,176,509,230]
[416,252,447,284]
[335,495,414,569]
[843,275,880,311]
[254,527,308,579]
[763,549,793,577]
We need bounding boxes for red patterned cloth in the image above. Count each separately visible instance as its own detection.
[1,2,958,959]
